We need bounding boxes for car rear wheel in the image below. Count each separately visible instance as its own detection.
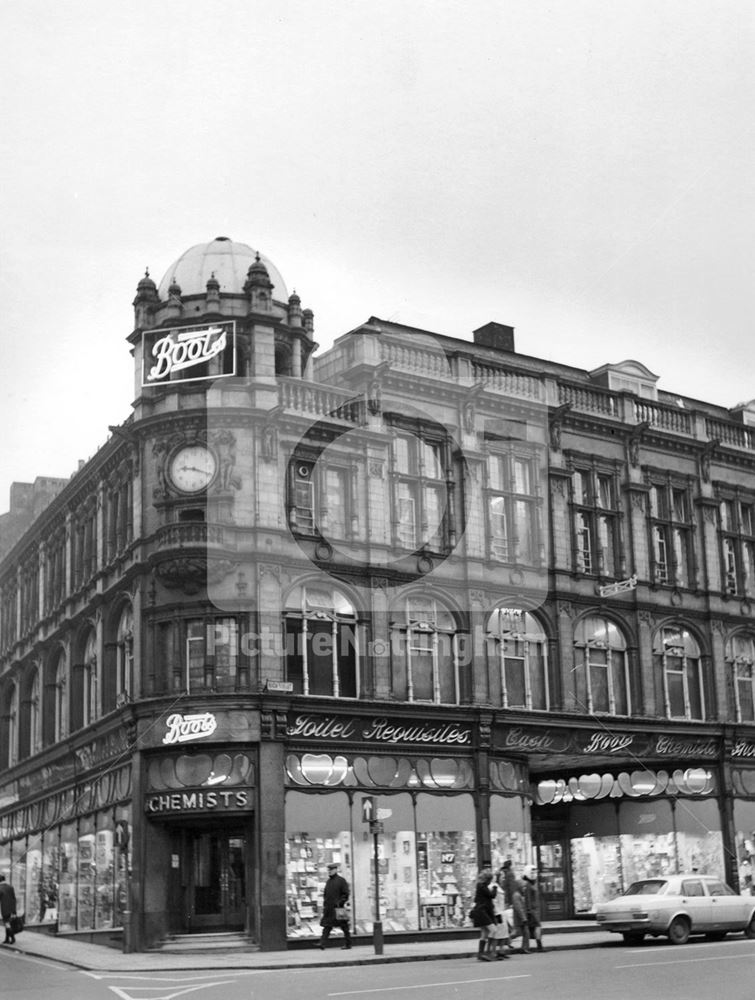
[744,915,755,939]
[667,917,690,945]
[621,932,645,944]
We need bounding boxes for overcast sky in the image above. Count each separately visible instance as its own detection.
[1,0,754,510]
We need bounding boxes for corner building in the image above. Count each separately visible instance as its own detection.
[2,236,755,950]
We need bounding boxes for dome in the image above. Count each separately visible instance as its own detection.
[157,237,288,301]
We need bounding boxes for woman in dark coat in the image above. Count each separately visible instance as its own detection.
[472,868,497,961]
[0,875,17,945]
[523,868,544,952]
[511,879,530,953]
[318,862,351,950]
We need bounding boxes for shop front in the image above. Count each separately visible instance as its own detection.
[142,740,256,938]
[283,708,531,940]
[510,720,733,918]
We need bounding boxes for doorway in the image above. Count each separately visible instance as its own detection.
[186,827,247,931]
[531,820,571,919]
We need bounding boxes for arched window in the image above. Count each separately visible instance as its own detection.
[29,666,42,756]
[653,625,704,720]
[82,629,98,727]
[487,608,549,709]
[53,649,68,743]
[391,595,462,704]
[3,682,18,768]
[727,633,755,723]
[574,616,630,716]
[116,605,134,702]
[285,585,360,697]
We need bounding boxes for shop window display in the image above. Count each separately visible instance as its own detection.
[11,838,27,921]
[734,800,755,894]
[25,832,42,924]
[415,793,477,931]
[58,822,78,932]
[618,799,676,886]
[490,794,531,874]
[569,803,621,914]
[285,790,352,938]
[78,818,96,930]
[41,830,59,924]
[95,814,115,929]
[673,798,724,877]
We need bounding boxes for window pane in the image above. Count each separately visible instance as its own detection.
[504,655,526,707]
[488,454,506,492]
[514,500,533,562]
[589,659,609,713]
[667,664,686,717]
[307,622,334,696]
[410,633,434,701]
[513,458,531,494]
[326,468,347,537]
[490,496,509,559]
[597,475,614,509]
[398,483,417,548]
[611,653,629,715]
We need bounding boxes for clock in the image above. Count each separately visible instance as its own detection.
[169,444,217,493]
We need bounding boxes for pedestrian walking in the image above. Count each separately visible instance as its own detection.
[318,862,352,950]
[511,878,530,953]
[0,874,17,945]
[491,868,511,959]
[471,866,497,961]
[523,866,544,952]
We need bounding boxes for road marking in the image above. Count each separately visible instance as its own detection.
[107,981,236,1000]
[617,952,755,969]
[328,974,531,995]
[86,972,265,981]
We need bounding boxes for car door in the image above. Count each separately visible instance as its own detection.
[706,879,745,930]
[679,878,712,931]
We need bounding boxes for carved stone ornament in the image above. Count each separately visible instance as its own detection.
[629,489,647,511]
[548,402,572,452]
[637,610,655,627]
[155,557,236,594]
[558,601,575,618]
[211,428,241,491]
[261,405,282,461]
[369,459,384,478]
[702,504,717,524]
[699,439,720,484]
[627,421,650,468]
[710,617,726,636]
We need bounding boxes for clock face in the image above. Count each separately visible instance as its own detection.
[169,445,217,493]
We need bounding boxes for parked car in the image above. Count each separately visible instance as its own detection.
[595,874,755,945]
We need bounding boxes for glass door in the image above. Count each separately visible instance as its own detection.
[188,828,246,930]
[534,827,570,919]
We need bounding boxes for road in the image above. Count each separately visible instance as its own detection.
[3,937,755,1000]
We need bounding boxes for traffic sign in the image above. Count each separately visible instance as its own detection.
[362,796,376,822]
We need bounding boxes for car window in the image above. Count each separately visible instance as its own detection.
[682,880,705,896]
[706,880,735,896]
[624,880,666,896]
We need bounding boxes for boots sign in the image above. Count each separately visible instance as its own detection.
[142,322,236,386]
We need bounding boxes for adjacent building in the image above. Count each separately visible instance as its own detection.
[2,236,755,950]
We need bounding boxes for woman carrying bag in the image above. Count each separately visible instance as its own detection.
[470,867,497,961]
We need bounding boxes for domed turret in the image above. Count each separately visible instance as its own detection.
[133,268,159,329]
[157,237,288,302]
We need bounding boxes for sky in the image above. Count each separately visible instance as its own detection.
[1,0,754,510]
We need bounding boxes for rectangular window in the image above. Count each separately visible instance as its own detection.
[185,618,239,692]
[325,468,347,538]
[487,452,538,565]
[573,468,619,577]
[293,466,315,531]
[393,429,451,552]
[719,495,755,597]
[649,482,693,587]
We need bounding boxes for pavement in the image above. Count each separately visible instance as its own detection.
[2,921,616,972]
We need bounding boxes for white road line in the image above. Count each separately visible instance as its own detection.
[328,974,531,995]
[86,971,265,981]
[616,952,755,969]
[107,981,236,1000]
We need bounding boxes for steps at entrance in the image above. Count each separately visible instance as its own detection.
[157,931,255,953]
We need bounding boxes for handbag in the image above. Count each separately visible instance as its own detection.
[334,906,349,921]
[9,914,24,935]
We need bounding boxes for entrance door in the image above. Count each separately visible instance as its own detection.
[533,825,570,920]
[188,828,246,931]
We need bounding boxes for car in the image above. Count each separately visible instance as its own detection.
[595,874,755,945]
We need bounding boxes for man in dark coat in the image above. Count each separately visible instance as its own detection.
[0,875,17,945]
[318,862,351,950]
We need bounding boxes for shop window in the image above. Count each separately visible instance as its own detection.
[486,608,549,710]
[184,616,240,693]
[653,625,704,720]
[41,828,59,925]
[727,633,755,722]
[115,605,134,703]
[486,452,539,564]
[391,430,450,553]
[574,615,631,716]
[58,821,78,932]
[391,596,464,705]
[648,482,693,587]
[77,817,95,930]
[489,794,530,876]
[284,585,360,698]
[572,468,619,576]
[25,832,42,924]
[719,496,755,597]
